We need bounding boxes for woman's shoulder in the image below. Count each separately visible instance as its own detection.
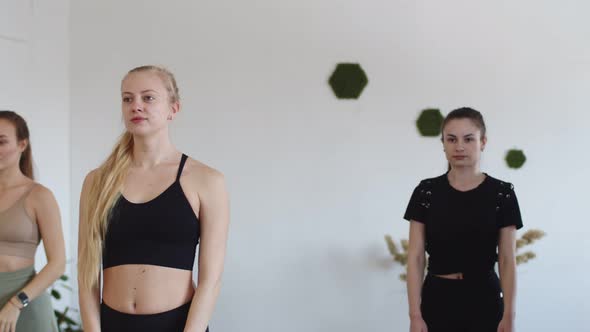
[24,182,57,210]
[82,168,100,185]
[27,182,53,198]
[182,155,225,189]
[484,174,515,191]
[78,168,101,197]
[415,173,447,189]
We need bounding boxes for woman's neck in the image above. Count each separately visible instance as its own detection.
[0,166,28,191]
[448,166,485,188]
[131,133,178,169]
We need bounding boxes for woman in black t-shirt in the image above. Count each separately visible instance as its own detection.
[404,108,523,332]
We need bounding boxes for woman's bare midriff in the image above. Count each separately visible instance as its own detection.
[102,264,194,314]
[434,272,465,280]
[0,255,34,272]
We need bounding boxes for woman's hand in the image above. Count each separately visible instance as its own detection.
[0,300,21,332]
[497,315,514,332]
[409,316,428,332]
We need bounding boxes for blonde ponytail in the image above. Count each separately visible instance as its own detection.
[78,132,133,290]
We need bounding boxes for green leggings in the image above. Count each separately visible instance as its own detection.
[0,266,58,332]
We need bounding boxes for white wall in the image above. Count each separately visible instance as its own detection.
[0,0,71,312]
[68,1,589,331]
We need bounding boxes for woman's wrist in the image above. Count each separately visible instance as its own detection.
[503,310,515,319]
[409,311,423,319]
[8,297,23,310]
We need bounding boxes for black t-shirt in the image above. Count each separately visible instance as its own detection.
[403,173,523,275]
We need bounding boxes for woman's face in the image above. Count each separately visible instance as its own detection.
[0,119,26,172]
[120,71,179,137]
[442,118,486,169]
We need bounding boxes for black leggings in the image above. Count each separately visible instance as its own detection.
[420,272,504,332]
[100,301,209,332]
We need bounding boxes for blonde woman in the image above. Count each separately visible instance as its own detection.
[78,66,229,332]
[0,111,65,332]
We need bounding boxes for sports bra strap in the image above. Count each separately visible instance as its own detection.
[176,154,188,182]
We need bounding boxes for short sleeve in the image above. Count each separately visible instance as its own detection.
[497,183,523,230]
[403,183,430,223]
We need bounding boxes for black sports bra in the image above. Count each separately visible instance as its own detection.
[102,154,200,270]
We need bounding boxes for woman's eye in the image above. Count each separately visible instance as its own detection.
[143,95,155,102]
[122,97,132,103]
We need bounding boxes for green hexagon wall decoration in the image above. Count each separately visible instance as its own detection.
[328,63,368,99]
[416,108,444,137]
[505,149,526,169]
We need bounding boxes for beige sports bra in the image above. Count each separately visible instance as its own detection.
[0,185,40,259]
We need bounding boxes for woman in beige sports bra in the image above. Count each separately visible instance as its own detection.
[0,111,65,332]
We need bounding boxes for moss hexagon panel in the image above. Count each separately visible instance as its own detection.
[505,149,526,169]
[328,63,368,99]
[416,108,444,137]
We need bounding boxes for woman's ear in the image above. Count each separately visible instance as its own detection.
[169,101,180,119]
[18,138,28,153]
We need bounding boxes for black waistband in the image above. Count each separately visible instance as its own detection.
[100,301,206,332]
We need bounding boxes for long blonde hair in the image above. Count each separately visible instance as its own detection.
[78,65,180,290]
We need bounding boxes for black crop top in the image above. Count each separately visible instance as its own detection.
[102,154,201,270]
[403,173,523,275]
